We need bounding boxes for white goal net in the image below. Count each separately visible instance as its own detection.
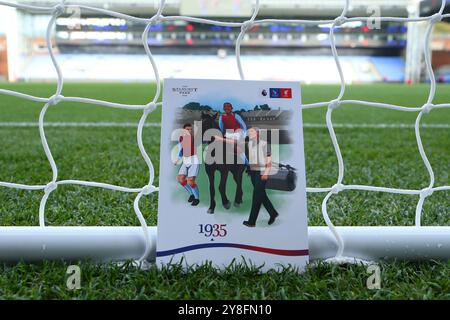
[0,0,449,264]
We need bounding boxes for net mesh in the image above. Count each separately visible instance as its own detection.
[0,0,449,263]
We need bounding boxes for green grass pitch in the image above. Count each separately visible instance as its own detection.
[0,82,448,299]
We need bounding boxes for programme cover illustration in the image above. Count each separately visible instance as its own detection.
[157,79,309,271]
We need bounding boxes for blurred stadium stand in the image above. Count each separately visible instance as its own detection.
[20,54,405,83]
[0,0,448,83]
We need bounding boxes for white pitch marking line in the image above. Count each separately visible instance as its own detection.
[303,123,450,129]
[0,122,448,129]
[0,122,161,127]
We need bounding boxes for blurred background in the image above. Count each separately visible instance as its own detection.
[0,0,449,84]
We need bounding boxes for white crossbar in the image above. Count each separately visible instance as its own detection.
[0,226,448,263]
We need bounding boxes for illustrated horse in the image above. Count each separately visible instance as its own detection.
[200,111,245,214]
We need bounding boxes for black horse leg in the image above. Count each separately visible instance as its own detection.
[218,169,231,209]
[206,166,216,214]
[231,166,244,207]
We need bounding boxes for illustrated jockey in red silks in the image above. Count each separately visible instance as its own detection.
[218,102,248,165]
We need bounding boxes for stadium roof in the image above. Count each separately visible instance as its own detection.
[16,0,416,17]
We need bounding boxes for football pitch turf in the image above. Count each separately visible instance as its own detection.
[0,82,448,299]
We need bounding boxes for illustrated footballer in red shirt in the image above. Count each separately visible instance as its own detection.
[175,123,200,206]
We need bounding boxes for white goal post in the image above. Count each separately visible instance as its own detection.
[0,0,449,265]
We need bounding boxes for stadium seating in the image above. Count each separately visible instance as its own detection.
[20,53,405,84]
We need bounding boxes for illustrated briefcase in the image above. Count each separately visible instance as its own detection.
[265,163,297,192]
